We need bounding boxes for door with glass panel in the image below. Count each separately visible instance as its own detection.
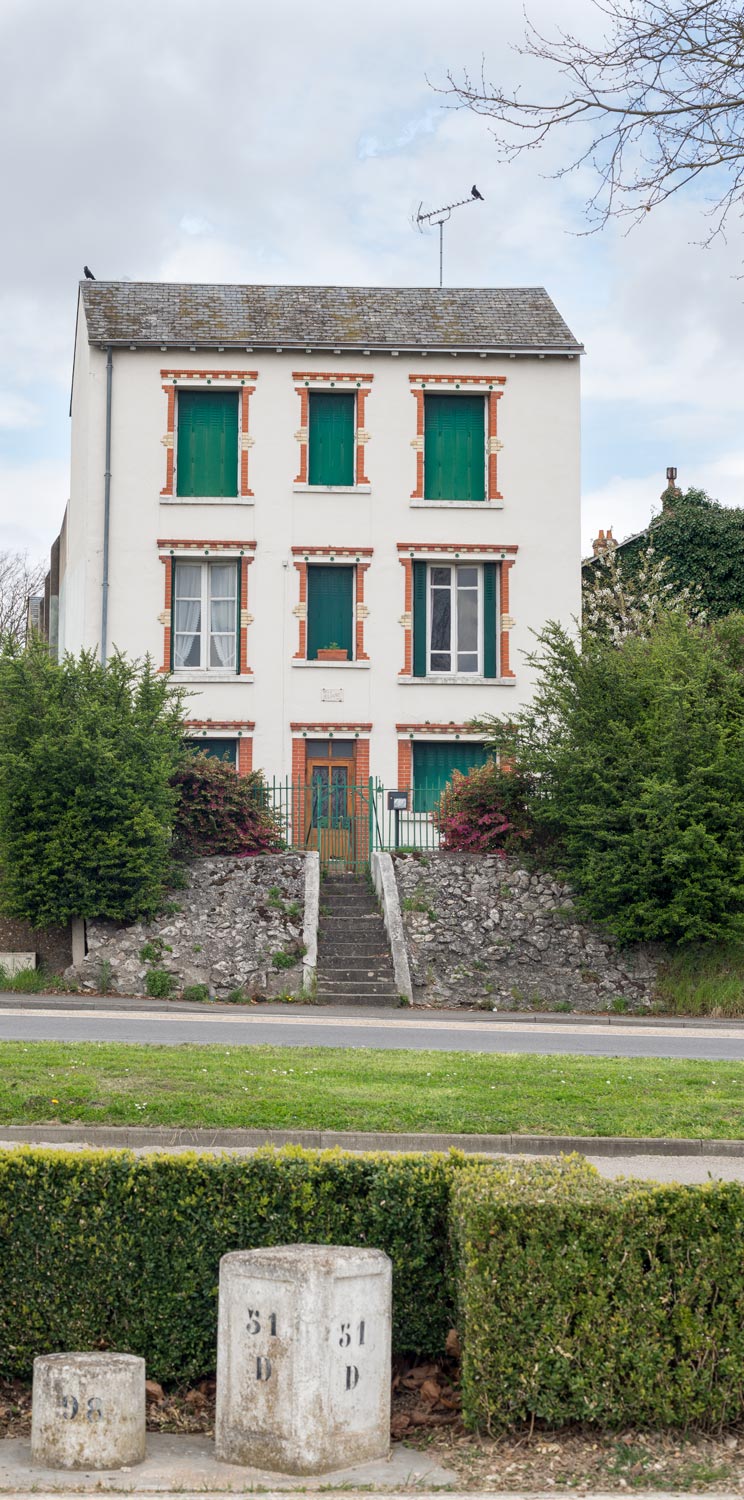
[304,740,354,866]
[172,560,238,671]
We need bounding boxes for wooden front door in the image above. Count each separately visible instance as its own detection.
[305,745,354,868]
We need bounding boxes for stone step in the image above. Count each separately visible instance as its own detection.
[315,977,398,995]
[314,992,400,1007]
[317,945,392,961]
[319,913,386,924]
[317,968,396,984]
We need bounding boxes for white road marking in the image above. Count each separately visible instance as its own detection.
[0,1007,742,1042]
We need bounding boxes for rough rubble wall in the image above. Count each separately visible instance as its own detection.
[394,853,659,1011]
[73,854,306,998]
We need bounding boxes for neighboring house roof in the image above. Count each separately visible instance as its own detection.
[79,281,583,354]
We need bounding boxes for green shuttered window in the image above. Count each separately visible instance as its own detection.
[424,394,485,501]
[413,740,488,813]
[412,561,498,679]
[186,738,238,767]
[176,390,239,497]
[308,393,355,486]
[307,565,354,660]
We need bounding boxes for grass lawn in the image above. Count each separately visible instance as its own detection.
[0,1041,742,1138]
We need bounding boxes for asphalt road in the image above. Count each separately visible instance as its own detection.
[1,997,744,1058]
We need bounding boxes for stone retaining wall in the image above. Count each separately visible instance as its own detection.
[394,852,660,1011]
[72,854,307,999]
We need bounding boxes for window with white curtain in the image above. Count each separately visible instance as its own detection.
[428,563,481,674]
[173,560,238,671]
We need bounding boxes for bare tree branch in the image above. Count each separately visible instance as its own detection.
[440,0,744,236]
[0,552,46,645]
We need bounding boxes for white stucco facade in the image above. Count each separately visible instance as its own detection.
[58,282,581,790]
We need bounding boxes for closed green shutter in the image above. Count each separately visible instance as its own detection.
[483,562,497,679]
[412,561,427,678]
[413,740,488,813]
[308,393,355,486]
[187,737,238,766]
[307,566,354,659]
[176,390,239,497]
[424,395,485,501]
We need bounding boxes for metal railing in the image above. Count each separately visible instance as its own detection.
[264,777,448,873]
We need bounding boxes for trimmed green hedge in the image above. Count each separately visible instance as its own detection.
[453,1160,744,1431]
[0,1147,455,1382]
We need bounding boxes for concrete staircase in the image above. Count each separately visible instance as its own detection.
[315,874,400,1006]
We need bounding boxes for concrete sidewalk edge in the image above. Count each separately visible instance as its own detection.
[1,1123,742,1158]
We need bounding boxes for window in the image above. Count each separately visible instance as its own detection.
[173,560,239,671]
[424,394,485,501]
[306,565,354,660]
[412,561,498,678]
[308,392,355,486]
[186,737,238,767]
[176,389,239,497]
[413,740,489,813]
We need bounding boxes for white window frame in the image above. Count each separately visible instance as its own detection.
[173,559,238,675]
[426,562,482,677]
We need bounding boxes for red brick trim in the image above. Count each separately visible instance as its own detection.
[291,722,372,733]
[292,546,373,558]
[293,560,308,659]
[186,719,255,729]
[160,555,173,672]
[396,723,487,735]
[293,373,373,487]
[184,721,254,777]
[160,373,257,498]
[409,376,505,502]
[500,559,516,679]
[397,739,412,792]
[158,538,256,551]
[399,556,413,676]
[397,542,517,556]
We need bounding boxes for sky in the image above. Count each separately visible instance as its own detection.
[2,0,744,562]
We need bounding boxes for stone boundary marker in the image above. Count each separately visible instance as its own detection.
[2,1123,744,1157]
[216,1245,392,1474]
[31,1353,145,1470]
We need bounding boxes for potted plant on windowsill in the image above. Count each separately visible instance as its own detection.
[317,642,349,662]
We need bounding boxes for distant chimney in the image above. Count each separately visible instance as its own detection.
[592,527,616,556]
[661,466,681,511]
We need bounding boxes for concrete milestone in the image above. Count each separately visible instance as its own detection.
[31,1353,146,1471]
[215,1244,392,1474]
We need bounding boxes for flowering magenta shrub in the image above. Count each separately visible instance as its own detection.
[432,760,533,854]
[172,754,284,858]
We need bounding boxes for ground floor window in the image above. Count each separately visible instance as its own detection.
[185,736,238,768]
[413,740,488,813]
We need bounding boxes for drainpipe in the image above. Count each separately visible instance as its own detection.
[100,344,113,665]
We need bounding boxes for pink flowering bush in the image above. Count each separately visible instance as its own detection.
[172,754,284,858]
[433,760,533,854]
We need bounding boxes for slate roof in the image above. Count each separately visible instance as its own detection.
[80,282,582,354]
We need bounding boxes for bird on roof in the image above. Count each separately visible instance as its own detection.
[83,266,95,280]
[471,185,484,201]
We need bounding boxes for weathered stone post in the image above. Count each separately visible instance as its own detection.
[31,1353,146,1470]
[215,1245,392,1474]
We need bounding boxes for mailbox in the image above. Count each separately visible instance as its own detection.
[387,791,408,811]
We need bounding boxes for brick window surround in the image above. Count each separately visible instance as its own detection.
[291,546,373,662]
[160,369,258,499]
[157,538,256,674]
[396,542,518,679]
[185,720,254,776]
[396,725,487,793]
[293,372,373,486]
[409,374,506,502]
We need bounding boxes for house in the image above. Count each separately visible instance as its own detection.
[49,280,582,817]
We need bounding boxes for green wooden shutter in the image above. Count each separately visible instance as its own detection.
[235,557,242,676]
[413,740,488,812]
[483,562,497,679]
[307,566,354,659]
[187,737,238,766]
[308,393,355,486]
[412,561,427,678]
[169,557,175,671]
[176,390,239,497]
[424,395,485,501]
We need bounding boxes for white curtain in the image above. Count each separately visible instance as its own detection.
[174,600,201,668]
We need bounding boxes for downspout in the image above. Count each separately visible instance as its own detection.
[100,344,113,665]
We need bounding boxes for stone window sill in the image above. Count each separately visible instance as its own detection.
[172,671,253,683]
[292,660,371,669]
[160,495,254,506]
[398,675,516,686]
[293,484,371,495]
[409,500,503,510]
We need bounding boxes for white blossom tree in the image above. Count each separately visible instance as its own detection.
[582,538,706,642]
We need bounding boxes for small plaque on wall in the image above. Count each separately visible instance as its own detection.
[322,687,344,703]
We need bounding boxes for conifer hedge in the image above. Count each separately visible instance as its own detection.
[453,1162,744,1431]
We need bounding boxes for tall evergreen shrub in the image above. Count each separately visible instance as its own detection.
[0,641,185,926]
[477,613,744,945]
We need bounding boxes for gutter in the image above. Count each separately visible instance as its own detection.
[100,345,113,666]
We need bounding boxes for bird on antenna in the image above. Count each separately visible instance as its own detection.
[471,185,484,201]
[83,266,96,280]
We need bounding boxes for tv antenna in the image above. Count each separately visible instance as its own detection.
[413,186,484,287]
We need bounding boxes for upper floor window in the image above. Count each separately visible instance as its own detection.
[307,564,355,660]
[424,394,485,502]
[411,559,498,678]
[308,392,356,487]
[173,560,238,670]
[176,390,239,497]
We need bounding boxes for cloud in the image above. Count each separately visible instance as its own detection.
[582,450,744,553]
[0,459,68,559]
[0,392,41,430]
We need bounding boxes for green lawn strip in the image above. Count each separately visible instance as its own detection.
[0,1041,742,1138]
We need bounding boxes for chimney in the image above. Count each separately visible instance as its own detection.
[661,466,681,512]
[592,527,616,556]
